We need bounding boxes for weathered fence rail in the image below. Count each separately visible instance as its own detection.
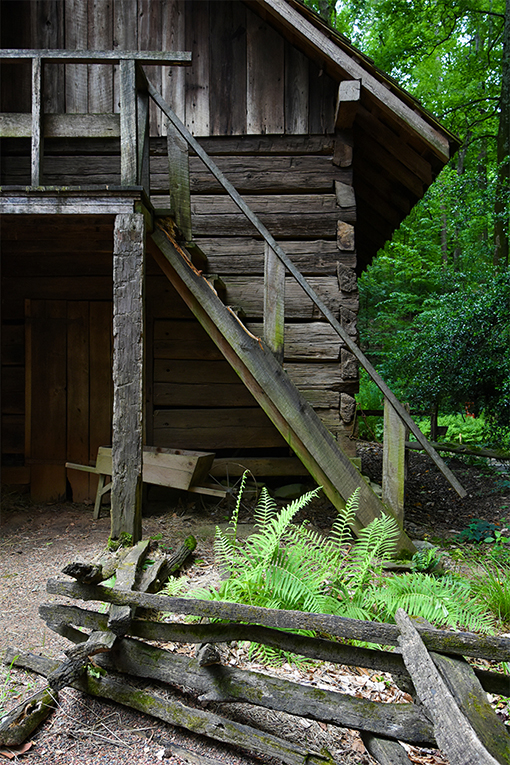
[3,540,510,765]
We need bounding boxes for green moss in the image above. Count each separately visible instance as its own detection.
[107,533,133,551]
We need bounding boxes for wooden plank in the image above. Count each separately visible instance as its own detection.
[246,6,284,134]
[154,320,224,360]
[1,324,25,365]
[31,0,65,114]
[153,407,286,450]
[357,105,433,185]
[382,398,406,525]
[65,0,88,113]
[194,237,354,275]
[154,358,242,385]
[263,243,285,363]
[138,0,162,135]
[167,122,192,240]
[66,302,90,503]
[185,0,210,136]
[31,56,43,186]
[259,0,451,161]
[308,61,337,134]
[160,0,186,125]
[87,0,114,114]
[395,609,507,765]
[222,276,354,320]
[335,79,360,129]
[209,0,247,136]
[0,49,192,65]
[3,277,114,301]
[119,58,137,185]
[356,131,424,199]
[136,65,150,191]
[1,367,25,413]
[6,651,331,765]
[247,321,342,360]
[153,381,256,408]
[47,578,510,662]
[112,213,145,543]
[113,0,138,118]
[285,41,309,134]
[28,300,67,502]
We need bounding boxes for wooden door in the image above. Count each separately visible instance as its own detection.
[26,300,113,502]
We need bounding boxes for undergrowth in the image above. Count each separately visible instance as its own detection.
[165,473,495,663]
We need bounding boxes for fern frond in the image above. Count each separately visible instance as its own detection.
[366,573,494,632]
[344,514,399,591]
[330,487,360,549]
[253,486,278,531]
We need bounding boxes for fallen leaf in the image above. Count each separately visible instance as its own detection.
[0,741,34,759]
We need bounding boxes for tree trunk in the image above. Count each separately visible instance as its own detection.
[494,0,510,268]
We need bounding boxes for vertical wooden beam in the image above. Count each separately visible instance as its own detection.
[167,121,192,241]
[112,213,145,544]
[31,56,43,186]
[335,79,361,130]
[136,63,150,194]
[263,242,285,364]
[382,397,406,525]
[119,59,138,186]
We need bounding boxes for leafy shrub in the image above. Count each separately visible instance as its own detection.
[457,518,499,543]
[471,565,510,625]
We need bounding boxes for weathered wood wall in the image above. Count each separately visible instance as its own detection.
[1,0,359,495]
[0,0,337,137]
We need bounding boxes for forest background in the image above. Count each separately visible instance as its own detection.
[305,0,510,448]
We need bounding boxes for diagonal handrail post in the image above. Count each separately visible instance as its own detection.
[145,78,466,499]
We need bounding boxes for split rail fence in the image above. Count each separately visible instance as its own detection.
[2,540,510,765]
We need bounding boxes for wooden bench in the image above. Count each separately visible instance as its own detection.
[66,446,226,519]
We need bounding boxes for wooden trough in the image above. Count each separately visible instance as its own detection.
[2,541,510,765]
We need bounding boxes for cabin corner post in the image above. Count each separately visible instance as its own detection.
[111,213,145,544]
[382,398,407,525]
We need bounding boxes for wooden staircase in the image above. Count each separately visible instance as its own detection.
[149,221,415,552]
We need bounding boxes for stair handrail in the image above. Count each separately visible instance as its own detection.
[150,73,466,498]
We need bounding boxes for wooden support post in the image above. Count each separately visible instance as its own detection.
[263,242,285,364]
[382,397,406,525]
[112,213,145,544]
[136,63,150,194]
[167,121,192,241]
[31,57,43,186]
[120,59,138,186]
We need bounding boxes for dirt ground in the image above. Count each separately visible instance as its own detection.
[0,442,508,764]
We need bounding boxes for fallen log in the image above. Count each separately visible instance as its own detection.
[39,602,510,698]
[0,686,57,747]
[3,649,334,765]
[61,546,131,585]
[45,578,510,663]
[360,732,414,764]
[138,535,196,593]
[92,631,435,745]
[395,609,510,765]
[107,540,151,634]
[47,630,117,692]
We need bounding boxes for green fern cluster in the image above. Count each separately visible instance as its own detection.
[184,475,494,641]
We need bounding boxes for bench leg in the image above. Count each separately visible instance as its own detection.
[93,475,112,520]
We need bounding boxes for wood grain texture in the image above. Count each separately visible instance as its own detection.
[112,213,145,542]
[185,0,210,136]
[87,0,113,114]
[209,0,247,136]
[65,0,88,113]
[247,6,284,134]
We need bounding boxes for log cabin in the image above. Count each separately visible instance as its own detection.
[0,0,461,543]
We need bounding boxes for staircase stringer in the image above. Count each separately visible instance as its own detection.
[149,227,415,552]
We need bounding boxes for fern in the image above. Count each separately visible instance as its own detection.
[366,573,494,633]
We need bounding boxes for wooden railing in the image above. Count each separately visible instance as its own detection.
[0,50,192,187]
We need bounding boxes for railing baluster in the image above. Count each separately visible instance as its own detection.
[166,121,192,241]
[119,59,138,186]
[31,56,43,186]
[135,62,150,194]
[263,242,285,364]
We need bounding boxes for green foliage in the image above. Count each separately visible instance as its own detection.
[107,533,133,551]
[365,573,493,632]
[413,413,488,445]
[382,272,510,445]
[471,564,510,624]
[411,546,444,575]
[457,518,499,543]
[355,368,384,441]
[186,477,493,663]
